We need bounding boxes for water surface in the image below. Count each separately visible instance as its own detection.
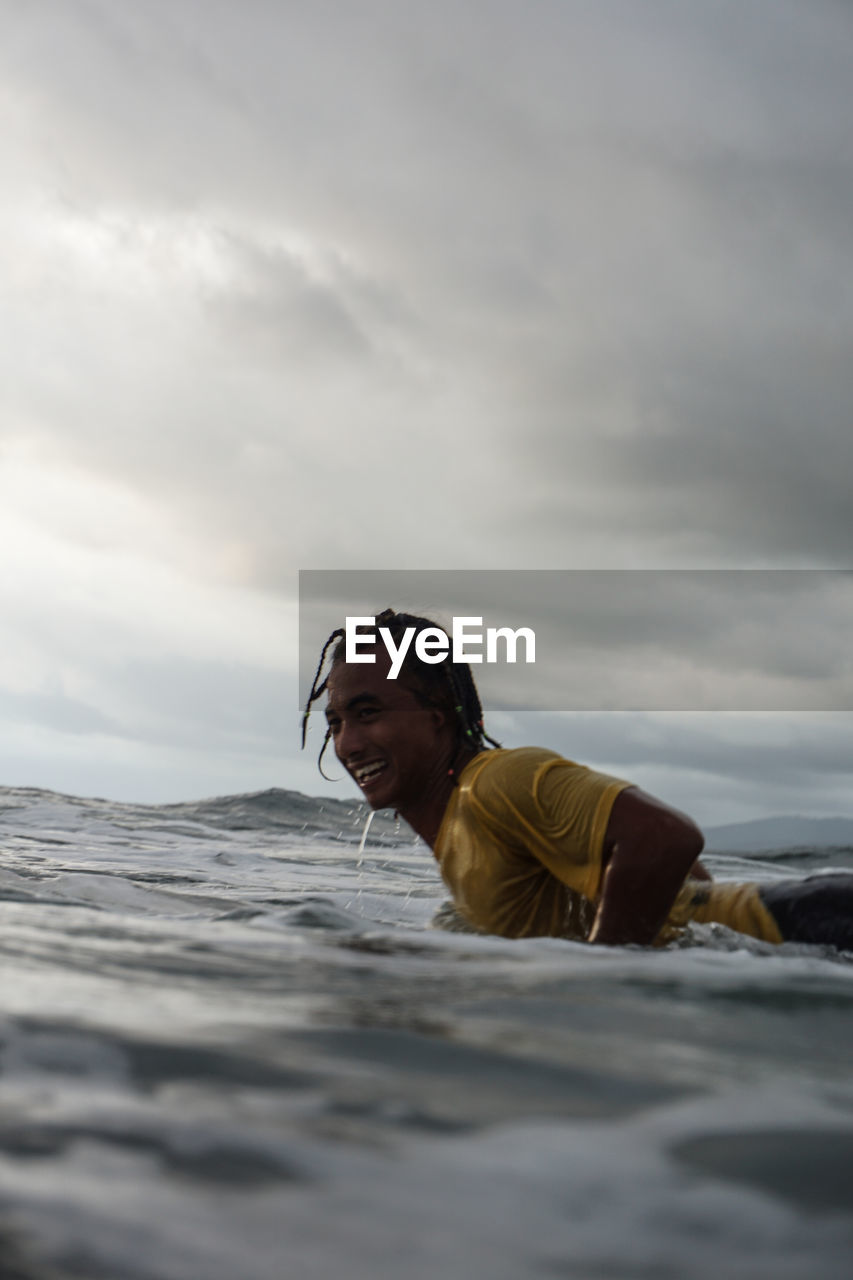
[1,785,852,1278]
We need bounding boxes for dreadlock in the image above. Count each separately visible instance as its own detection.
[301,607,501,780]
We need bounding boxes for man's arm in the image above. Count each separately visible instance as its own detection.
[588,787,705,946]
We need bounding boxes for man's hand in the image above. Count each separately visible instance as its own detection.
[588,787,705,946]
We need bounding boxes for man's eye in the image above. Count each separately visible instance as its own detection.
[326,718,341,733]
[358,707,379,720]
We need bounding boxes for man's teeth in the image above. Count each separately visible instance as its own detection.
[355,762,386,784]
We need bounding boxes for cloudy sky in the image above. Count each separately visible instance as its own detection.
[2,0,852,824]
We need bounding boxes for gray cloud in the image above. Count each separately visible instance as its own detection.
[5,0,851,575]
[0,687,118,736]
[3,0,853,804]
[107,655,290,752]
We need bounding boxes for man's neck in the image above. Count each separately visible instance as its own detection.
[398,747,479,848]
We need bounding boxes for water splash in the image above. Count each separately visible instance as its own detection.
[356,810,375,869]
[345,810,377,912]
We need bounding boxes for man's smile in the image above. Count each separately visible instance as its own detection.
[350,759,390,791]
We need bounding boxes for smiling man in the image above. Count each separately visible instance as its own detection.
[302,608,853,950]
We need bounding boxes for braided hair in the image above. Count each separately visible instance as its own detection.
[301,607,501,780]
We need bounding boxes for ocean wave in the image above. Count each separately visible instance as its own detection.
[3,782,853,1278]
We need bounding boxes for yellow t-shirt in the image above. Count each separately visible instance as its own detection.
[434,747,783,945]
[668,878,783,944]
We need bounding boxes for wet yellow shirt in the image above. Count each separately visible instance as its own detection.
[434,747,783,945]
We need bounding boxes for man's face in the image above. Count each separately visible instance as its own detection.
[325,651,450,811]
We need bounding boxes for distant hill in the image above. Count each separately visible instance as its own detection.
[705,816,853,853]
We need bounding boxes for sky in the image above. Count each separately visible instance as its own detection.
[2,0,853,824]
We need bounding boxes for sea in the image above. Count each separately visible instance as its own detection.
[2,785,853,1280]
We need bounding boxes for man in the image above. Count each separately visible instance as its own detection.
[303,609,853,949]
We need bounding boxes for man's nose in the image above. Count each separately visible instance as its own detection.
[335,718,367,760]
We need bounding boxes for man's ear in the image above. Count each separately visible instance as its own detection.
[429,705,449,733]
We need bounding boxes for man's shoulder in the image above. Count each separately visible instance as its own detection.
[461,746,578,794]
[461,746,631,806]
